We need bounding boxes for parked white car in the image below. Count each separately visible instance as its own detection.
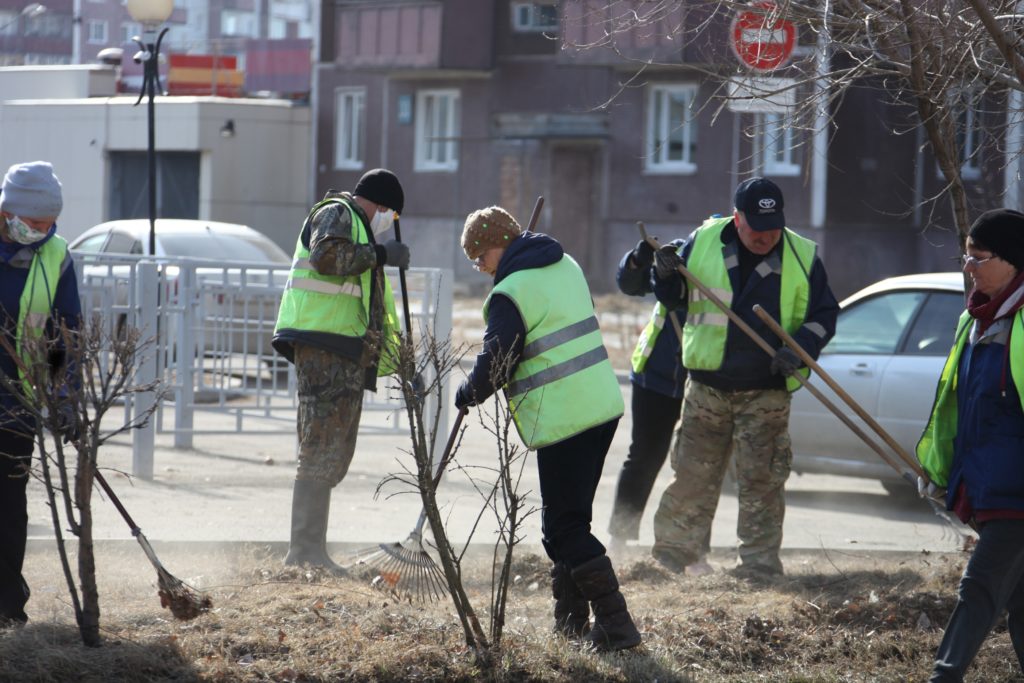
[788,272,966,494]
[70,219,291,360]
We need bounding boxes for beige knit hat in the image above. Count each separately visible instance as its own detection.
[461,206,522,260]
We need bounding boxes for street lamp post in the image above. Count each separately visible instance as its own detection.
[0,3,47,34]
[126,0,172,256]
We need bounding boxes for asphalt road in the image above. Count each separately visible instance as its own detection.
[24,381,965,566]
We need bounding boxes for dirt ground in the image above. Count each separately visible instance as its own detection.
[4,541,1020,682]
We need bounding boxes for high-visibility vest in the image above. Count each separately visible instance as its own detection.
[681,216,817,392]
[16,235,69,397]
[916,310,1024,486]
[484,254,624,449]
[274,197,400,375]
[630,301,680,373]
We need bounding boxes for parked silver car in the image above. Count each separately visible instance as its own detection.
[788,272,966,494]
[70,219,291,359]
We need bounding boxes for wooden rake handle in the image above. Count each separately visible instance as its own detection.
[636,223,911,480]
[636,222,684,340]
[752,304,928,480]
[393,216,414,341]
[524,196,544,234]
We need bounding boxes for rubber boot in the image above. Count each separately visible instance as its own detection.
[571,555,642,652]
[551,562,590,638]
[284,478,345,575]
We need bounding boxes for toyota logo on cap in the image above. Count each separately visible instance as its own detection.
[758,198,777,211]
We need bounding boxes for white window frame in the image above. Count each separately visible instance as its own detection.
[86,20,108,45]
[755,112,800,177]
[645,84,698,174]
[221,9,256,37]
[415,89,460,172]
[511,2,558,32]
[120,21,141,44]
[334,87,365,171]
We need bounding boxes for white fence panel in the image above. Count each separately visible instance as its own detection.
[74,251,453,477]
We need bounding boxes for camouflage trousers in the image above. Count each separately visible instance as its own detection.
[652,379,792,572]
[293,344,365,487]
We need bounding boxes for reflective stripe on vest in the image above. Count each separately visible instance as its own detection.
[16,236,68,396]
[915,311,1024,487]
[681,216,817,392]
[485,254,624,449]
[273,197,401,375]
[631,301,666,373]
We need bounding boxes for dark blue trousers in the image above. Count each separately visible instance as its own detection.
[536,418,618,570]
[0,432,34,624]
[931,518,1024,682]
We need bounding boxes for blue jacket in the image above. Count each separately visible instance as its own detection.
[949,319,1024,511]
[652,220,838,391]
[0,226,82,435]
[457,232,564,407]
[617,241,686,399]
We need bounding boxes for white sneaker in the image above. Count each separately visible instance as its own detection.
[684,559,714,577]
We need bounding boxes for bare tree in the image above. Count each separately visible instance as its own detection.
[563,0,1024,246]
[0,316,166,646]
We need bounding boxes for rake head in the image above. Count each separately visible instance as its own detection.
[351,535,449,602]
[157,566,213,621]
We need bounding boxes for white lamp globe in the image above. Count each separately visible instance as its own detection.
[126,0,173,26]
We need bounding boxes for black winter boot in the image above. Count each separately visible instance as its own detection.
[571,555,642,652]
[551,562,590,637]
[284,478,346,575]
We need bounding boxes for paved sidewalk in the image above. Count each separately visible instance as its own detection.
[25,383,959,559]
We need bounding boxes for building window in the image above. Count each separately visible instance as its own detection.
[511,2,558,32]
[415,89,460,172]
[755,112,800,176]
[221,10,256,37]
[87,20,108,45]
[334,88,365,170]
[953,90,982,181]
[645,84,698,173]
[120,21,141,44]
[0,11,17,36]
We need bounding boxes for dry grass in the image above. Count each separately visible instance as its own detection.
[6,543,1022,682]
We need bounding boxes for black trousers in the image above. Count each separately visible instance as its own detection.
[536,418,619,569]
[608,384,682,540]
[0,432,35,623]
[931,518,1024,682]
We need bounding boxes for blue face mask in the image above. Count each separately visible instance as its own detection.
[7,216,48,245]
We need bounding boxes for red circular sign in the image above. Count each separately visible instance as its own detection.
[730,1,796,72]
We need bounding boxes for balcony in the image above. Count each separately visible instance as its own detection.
[559,1,726,68]
[333,0,494,72]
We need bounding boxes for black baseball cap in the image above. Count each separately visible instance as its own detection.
[734,177,785,232]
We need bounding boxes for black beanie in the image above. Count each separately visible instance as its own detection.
[969,209,1024,271]
[353,168,404,215]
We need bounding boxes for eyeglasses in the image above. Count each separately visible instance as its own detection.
[961,253,995,269]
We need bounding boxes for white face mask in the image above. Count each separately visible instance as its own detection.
[370,209,395,237]
[7,216,48,245]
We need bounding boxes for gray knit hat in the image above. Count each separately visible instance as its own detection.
[0,161,63,218]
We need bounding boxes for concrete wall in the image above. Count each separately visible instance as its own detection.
[0,95,310,249]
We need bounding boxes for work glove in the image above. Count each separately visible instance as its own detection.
[380,239,410,269]
[630,239,656,270]
[454,380,477,411]
[54,401,79,444]
[917,476,945,503]
[654,244,682,280]
[769,347,801,377]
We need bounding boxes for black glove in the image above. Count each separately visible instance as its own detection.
[55,402,79,444]
[380,239,410,269]
[630,239,655,270]
[654,244,682,280]
[454,381,476,410]
[770,347,802,377]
